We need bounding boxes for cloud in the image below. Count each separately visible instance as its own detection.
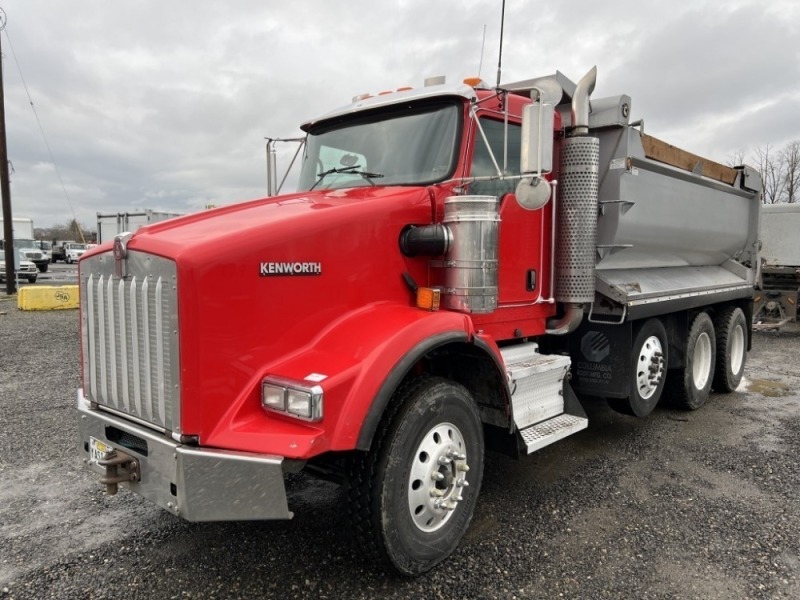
[2,0,797,228]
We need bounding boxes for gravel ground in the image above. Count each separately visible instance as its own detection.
[1,297,798,599]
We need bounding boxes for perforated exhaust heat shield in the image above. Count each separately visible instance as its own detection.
[556,136,599,303]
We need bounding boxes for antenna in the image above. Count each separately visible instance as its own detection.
[496,0,506,88]
[478,24,486,78]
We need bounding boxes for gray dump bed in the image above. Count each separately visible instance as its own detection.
[561,95,762,318]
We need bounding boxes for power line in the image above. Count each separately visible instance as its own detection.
[3,24,84,241]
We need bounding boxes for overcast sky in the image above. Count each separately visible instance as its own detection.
[2,0,799,229]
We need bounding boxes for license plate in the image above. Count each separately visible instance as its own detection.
[89,437,115,469]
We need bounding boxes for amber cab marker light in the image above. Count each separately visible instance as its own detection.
[416,287,441,311]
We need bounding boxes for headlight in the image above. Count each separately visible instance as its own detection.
[261,377,323,422]
[261,383,286,411]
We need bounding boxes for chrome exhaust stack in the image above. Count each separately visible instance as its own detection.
[547,66,600,335]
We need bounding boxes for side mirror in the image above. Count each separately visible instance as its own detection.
[520,102,554,175]
[517,101,554,210]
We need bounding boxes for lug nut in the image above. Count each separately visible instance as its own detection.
[431,471,444,481]
[456,479,469,488]
[457,464,470,472]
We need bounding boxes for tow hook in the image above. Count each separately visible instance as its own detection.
[98,450,140,495]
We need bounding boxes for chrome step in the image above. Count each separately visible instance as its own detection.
[501,343,571,430]
[519,413,588,454]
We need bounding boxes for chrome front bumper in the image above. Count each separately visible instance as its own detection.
[77,390,292,521]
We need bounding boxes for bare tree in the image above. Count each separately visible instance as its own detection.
[42,219,94,243]
[781,141,800,203]
[753,144,785,204]
[727,150,746,167]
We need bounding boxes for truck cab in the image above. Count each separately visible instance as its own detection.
[0,238,48,274]
[52,241,87,264]
[35,240,53,263]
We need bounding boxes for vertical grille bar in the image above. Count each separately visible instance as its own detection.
[117,278,130,413]
[80,252,179,432]
[106,275,118,408]
[98,275,108,402]
[155,278,166,425]
[141,277,153,421]
[87,275,98,402]
[130,277,142,417]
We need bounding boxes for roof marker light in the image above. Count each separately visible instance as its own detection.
[463,77,488,88]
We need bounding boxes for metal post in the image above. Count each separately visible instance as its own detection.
[265,139,277,196]
[0,8,16,294]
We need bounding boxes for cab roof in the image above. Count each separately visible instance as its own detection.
[300,82,477,132]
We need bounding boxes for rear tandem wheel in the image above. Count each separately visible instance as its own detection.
[666,311,716,410]
[608,318,668,417]
[712,306,747,393]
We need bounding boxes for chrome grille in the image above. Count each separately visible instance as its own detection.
[80,251,180,432]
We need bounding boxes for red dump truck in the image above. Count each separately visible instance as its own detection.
[77,66,762,575]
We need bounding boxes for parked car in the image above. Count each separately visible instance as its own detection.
[0,259,38,283]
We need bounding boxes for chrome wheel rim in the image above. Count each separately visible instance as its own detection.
[730,323,745,375]
[636,335,665,400]
[407,422,470,533]
[692,332,712,389]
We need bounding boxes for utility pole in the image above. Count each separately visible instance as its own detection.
[0,7,16,294]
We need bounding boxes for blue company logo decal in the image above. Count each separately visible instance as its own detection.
[260,262,322,276]
[580,331,610,363]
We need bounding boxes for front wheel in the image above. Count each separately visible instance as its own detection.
[667,312,716,410]
[347,376,484,576]
[65,256,72,264]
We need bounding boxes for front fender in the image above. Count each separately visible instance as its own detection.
[307,302,475,451]
[256,302,473,454]
[206,302,479,459]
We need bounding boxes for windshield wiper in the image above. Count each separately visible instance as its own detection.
[309,165,384,191]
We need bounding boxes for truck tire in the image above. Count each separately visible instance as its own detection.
[608,318,668,417]
[712,307,747,393]
[66,256,72,264]
[37,263,48,273]
[347,376,484,576]
[27,275,37,283]
[666,312,716,410]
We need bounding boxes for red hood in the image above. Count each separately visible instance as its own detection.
[120,186,432,262]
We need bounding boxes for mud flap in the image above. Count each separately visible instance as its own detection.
[569,320,632,399]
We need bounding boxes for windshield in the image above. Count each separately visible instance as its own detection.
[13,239,37,249]
[297,102,460,192]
